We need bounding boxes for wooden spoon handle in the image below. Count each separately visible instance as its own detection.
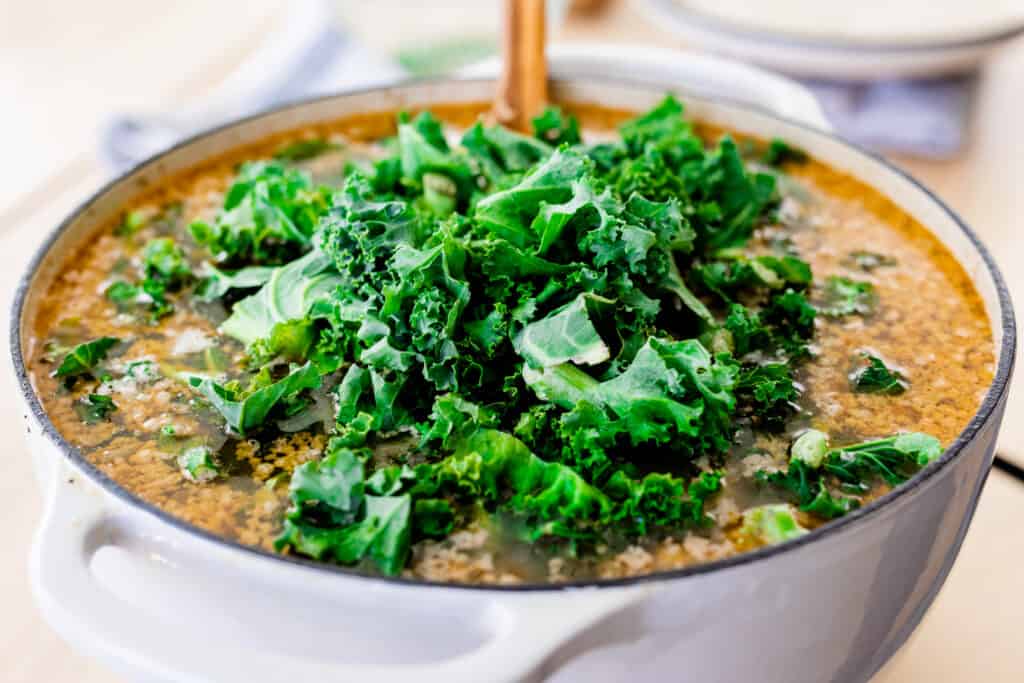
[494,0,548,132]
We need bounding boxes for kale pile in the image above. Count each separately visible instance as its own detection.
[148,96,942,575]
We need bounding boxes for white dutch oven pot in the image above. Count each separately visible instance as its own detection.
[12,48,1014,683]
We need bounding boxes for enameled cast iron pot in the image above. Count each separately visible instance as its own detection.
[11,49,1015,683]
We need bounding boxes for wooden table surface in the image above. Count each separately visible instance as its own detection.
[1,2,1021,681]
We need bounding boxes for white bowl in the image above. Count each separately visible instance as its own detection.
[11,56,1015,683]
[637,0,1024,79]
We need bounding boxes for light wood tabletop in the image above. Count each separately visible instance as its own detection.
[1,1,1021,681]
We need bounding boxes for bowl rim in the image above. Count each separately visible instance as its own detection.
[11,75,1017,593]
[640,0,1024,53]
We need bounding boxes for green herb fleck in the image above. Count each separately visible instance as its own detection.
[850,353,908,395]
[820,276,876,317]
[53,337,119,378]
[74,394,117,424]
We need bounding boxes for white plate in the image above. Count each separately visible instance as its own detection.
[637,0,1024,79]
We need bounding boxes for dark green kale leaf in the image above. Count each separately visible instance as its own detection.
[219,249,343,347]
[189,161,329,264]
[473,147,588,247]
[758,431,942,520]
[762,289,817,358]
[461,121,553,181]
[515,293,613,368]
[690,254,809,303]
[723,304,771,357]
[319,174,424,286]
[604,470,686,535]
[524,337,739,458]
[74,394,118,424]
[53,337,119,379]
[275,443,412,575]
[398,111,476,202]
[849,353,908,395]
[825,433,942,487]
[141,237,191,285]
[103,237,190,322]
[762,138,807,166]
[532,106,581,146]
[273,138,339,162]
[610,147,689,203]
[619,95,699,159]
[195,264,276,302]
[757,460,857,520]
[735,362,801,431]
[820,276,876,317]
[686,137,776,252]
[187,362,321,435]
[411,428,613,540]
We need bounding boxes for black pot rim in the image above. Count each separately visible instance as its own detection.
[10,75,1017,593]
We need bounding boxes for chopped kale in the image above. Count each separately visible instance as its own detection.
[189,161,331,264]
[735,362,801,431]
[532,106,582,146]
[850,353,908,395]
[187,362,321,435]
[273,138,339,162]
[757,431,942,518]
[820,276,876,317]
[53,337,119,379]
[762,138,807,166]
[74,394,117,424]
[178,446,220,483]
[150,98,945,575]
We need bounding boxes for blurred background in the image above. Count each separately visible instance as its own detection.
[2,1,1023,681]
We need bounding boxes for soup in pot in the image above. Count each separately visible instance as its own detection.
[26,98,993,583]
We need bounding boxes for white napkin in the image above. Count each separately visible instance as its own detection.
[805,76,973,158]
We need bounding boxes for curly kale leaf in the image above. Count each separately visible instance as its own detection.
[762,289,817,358]
[532,106,581,147]
[688,137,777,252]
[473,147,589,247]
[735,362,801,431]
[398,111,476,203]
[275,443,412,575]
[525,337,739,458]
[142,238,191,285]
[189,161,329,264]
[461,121,553,183]
[273,138,339,163]
[762,139,807,166]
[319,174,424,287]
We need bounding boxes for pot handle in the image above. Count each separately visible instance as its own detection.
[460,43,832,132]
[31,463,652,683]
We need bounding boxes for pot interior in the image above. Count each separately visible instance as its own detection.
[13,76,1015,588]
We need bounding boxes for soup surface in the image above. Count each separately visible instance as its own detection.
[27,99,993,584]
